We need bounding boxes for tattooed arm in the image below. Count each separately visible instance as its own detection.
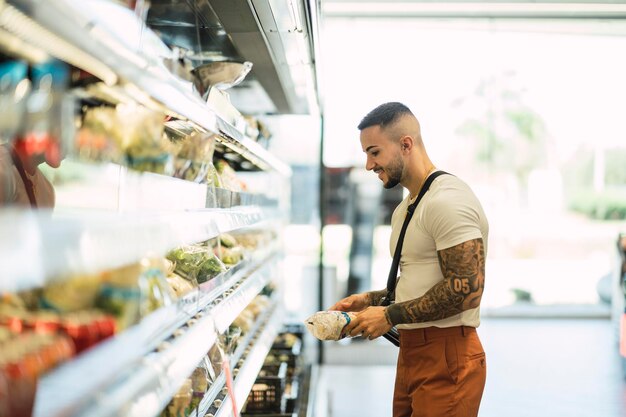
[366,289,388,306]
[385,238,485,325]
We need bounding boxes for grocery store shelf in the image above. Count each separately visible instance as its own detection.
[53,158,280,212]
[33,252,278,417]
[195,295,280,416]
[212,304,285,417]
[0,206,272,292]
[4,0,291,176]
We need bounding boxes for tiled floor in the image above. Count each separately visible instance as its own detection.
[313,319,626,417]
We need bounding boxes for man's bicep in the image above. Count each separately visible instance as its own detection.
[437,238,485,309]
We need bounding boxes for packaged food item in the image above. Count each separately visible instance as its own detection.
[76,106,125,162]
[166,378,192,417]
[118,104,171,174]
[170,132,216,183]
[206,344,223,382]
[166,246,206,281]
[196,251,226,283]
[166,274,195,299]
[218,325,242,356]
[304,311,356,341]
[219,233,238,248]
[215,159,246,192]
[232,309,254,334]
[190,360,209,411]
[215,246,243,266]
[40,274,102,312]
[77,104,171,174]
[167,245,226,284]
[96,263,142,331]
[138,259,174,317]
[95,260,174,331]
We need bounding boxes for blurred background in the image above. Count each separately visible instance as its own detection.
[273,4,626,417]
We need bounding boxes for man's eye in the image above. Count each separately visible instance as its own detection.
[372,151,379,157]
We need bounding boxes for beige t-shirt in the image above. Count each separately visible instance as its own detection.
[390,172,488,329]
[0,146,55,208]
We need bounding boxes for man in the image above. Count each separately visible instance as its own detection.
[330,102,488,417]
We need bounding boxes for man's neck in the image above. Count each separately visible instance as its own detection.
[407,163,436,200]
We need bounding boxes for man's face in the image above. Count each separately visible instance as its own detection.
[360,125,404,189]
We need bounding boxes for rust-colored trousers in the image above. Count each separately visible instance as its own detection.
[393,326,486,417]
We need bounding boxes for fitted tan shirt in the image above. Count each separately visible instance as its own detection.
[390,172,488,329]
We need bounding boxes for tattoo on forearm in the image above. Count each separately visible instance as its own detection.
[386,238,485,325]
[367,289,388,306]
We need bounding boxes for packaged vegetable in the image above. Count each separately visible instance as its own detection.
[40,274,102,312]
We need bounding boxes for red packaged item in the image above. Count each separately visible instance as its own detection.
[93,313,116,341]
[23,311,61,334]
[1,351,37,417]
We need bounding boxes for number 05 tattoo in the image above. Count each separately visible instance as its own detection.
[386,238,486,325]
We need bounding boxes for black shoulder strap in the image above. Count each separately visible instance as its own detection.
[385,170,449,295]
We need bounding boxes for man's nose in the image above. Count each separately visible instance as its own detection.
[365,156,375,171]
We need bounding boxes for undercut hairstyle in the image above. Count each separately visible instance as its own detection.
[357,102,414,131]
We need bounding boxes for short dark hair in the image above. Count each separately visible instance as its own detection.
[357,102,413,130]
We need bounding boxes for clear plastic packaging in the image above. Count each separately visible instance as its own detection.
[304,311,356,341]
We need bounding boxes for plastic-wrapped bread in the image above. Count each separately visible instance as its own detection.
[304,311,356,341]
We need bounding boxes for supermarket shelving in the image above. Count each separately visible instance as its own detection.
[194,298,281,417]
[1,0,298,415]
[213,302,285,417]
[2,0,291,176]
[0,206,272,293]
[33,252,278,417]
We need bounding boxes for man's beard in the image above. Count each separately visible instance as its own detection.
[382,156,403,189]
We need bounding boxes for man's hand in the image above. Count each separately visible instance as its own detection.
[328,293,369,313]
[342,306,392,340]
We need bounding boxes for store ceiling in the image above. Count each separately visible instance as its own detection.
[321,0,626,18]
[147,0,320,116]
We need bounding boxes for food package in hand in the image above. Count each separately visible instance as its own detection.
[304,311,356,341]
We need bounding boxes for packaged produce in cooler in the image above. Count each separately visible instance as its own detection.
[96,260,174,331]
[77,104,172,174]
[206,344,223,382]
[40,274,102,312]
[215,159,246,192]
[76,106,125,162]
[166,274,195,299]
[170,131,216,183]
[164,378,192,417]
[196,252,226,283]
[219,233,238,248]
[214,245,243,265]
[167,245,226,284]
[190,359,209,412]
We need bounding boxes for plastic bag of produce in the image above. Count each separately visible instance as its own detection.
[190,360,209,411]
[304,311,356,341]
[170,132,216,183]
[167,245,226,284]
[96,260,174,331]
[166,246,206,282]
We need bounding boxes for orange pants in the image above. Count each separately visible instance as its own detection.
[393,326,486,417]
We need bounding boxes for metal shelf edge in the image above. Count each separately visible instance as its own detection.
[0,207,270,292]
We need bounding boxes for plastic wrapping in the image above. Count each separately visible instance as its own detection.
[170,132,217,183]
[304,311,356,341]
[166,245,226,284]
[95,260,174,331]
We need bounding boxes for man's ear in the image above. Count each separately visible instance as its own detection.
[400,136,413,152]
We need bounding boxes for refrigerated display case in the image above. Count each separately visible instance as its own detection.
[0,0,318,415]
